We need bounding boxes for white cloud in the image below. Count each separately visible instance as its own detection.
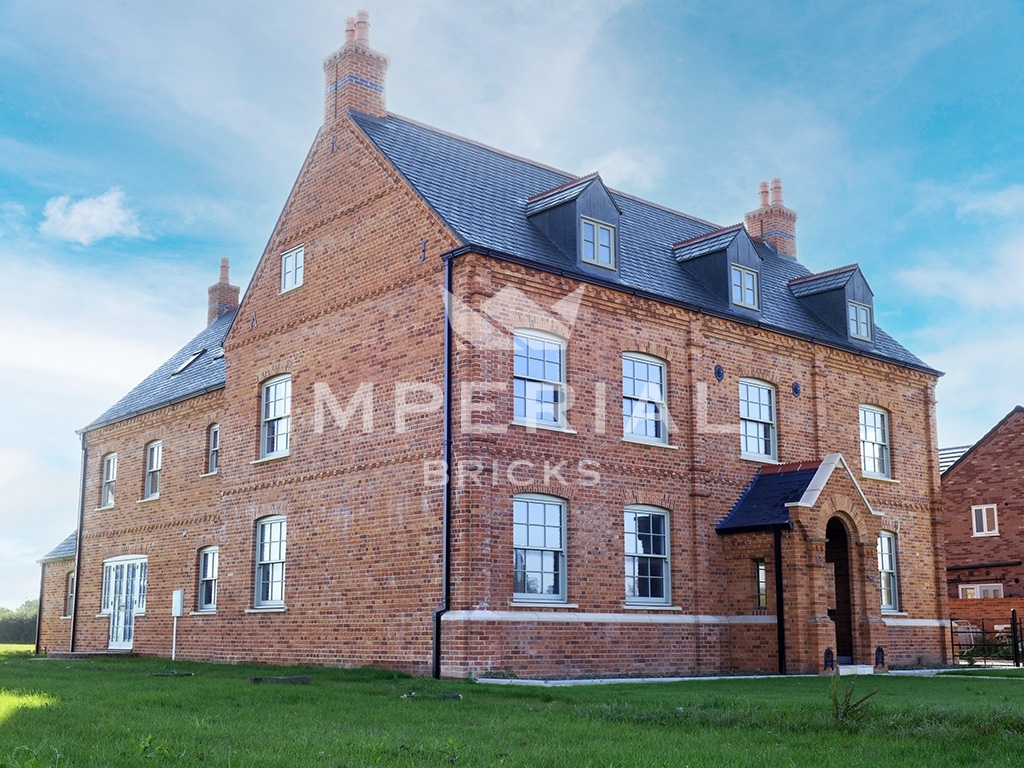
[955,184,1024,219]
[896,229,1024,310]
[39,187,141,246]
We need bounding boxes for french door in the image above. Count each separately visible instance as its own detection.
[103,557,147,650]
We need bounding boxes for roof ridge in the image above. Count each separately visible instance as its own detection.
[383,112,578,181]
[788,263,860,286]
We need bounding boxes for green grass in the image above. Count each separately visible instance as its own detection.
[2,647,1024,767]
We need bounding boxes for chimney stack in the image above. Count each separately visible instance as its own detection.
[744,177,797,259]
[207,257,240,325]
[323,9,390,122]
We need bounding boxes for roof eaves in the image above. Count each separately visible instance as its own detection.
[441,244,944,377]
[78,383,226,435]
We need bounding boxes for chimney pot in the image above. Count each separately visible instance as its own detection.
[345,17,356,42]
[770,177,783,206]
[355,9,370,42]
[758,181,770,208]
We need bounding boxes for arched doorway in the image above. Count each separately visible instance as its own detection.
[825,517,854,664]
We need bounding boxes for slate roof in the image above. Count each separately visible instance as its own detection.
[672,224,745,262]
[716,462,822,533]
[40,531,77,562]
[788,265,860,297]
[352,112,936,374]
[81,309,236,432]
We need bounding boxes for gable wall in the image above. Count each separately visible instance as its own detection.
[943,409,1024,599]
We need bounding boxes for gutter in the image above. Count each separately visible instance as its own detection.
[69,432,87,653]
[432,251,455,679]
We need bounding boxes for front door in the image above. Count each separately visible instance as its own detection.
[825,518,854,664]
[105,558,147,650]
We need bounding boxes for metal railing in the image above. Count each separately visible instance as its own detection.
[950,609,1022,667]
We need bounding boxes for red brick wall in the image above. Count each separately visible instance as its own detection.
[37,558,74,654]
[942,409,1024,599]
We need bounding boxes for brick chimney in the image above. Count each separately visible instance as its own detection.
[323,9,390,123]
[207,257,240,325]
[744,177,797,259]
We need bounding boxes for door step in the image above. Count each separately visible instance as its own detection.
[838,664,874,675]
[43,651,134,660]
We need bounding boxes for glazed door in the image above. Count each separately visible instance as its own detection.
[105,559,147,650]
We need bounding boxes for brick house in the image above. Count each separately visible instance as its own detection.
[943,406,1024,601]
[42,12,949,676]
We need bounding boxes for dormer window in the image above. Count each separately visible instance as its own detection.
[581,218,615,269]
[731,265,758,309]
[849,301,872,341]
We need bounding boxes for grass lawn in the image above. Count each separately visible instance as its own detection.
[2,646,1024,767]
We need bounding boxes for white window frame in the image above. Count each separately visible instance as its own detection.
[64,571,75,618]
[513,494,566,603]
[877,530,899,612]
[731,264,759,310]
[624,505,670,605]
[255,516,287,608]
[859,405,890,478]
[959,583,1003,599]
[581,217,615,269]
[144,441,162,499]
[101,453,117,508]
[260,375,292,459]
[972,504,999,537]
[207,424,220,474]
[281,245,304,293]
[197,546,219,612]
[622,353,668,444]
[512,330,567,428]
[739,379,776,461]
[849,301,872,341]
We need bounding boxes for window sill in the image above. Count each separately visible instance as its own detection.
[136,496,160,505]
[740,454,778,465]
[245,606,287,613]
[250,454,290,466]
[620,437,678,450]
[861,474,899,484]
[509,421,577,435]
[581,258,616,271]
[509,601,577,609]
[279,285,302,296]
[190,610,216,616]
[59,615,72,620]
[881,610,907,617]
[971,532,1000,538]
[622,604,681,611]
[198,470,218,478]
[94,505,115,512]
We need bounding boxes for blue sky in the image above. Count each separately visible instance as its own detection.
[1,0,1022,609]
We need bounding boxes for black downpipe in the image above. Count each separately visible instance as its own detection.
[773,525,787,675]
[432,254,455,679]
[69,432,87,653]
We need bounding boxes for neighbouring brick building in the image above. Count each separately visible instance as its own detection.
[943,406,1024,601]
[40,12,949,676]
